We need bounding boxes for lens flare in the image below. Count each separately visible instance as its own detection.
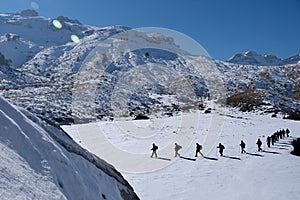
[71,35,80,43]
[52,20,62,29]
[30,2,39,10]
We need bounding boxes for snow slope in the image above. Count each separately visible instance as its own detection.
[62,106,300,200]
[0,97,139,199]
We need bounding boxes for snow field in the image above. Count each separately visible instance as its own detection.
[124,111,300,200]
[63,107,300,200]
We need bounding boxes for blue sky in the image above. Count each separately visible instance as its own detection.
[0,0,299,60]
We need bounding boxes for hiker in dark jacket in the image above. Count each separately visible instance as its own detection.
[271,135,276,145]
[240,140,246,153]
[195,143,204,157]
[150,143,158,158]
[256,138,263,152]
[217,143,225,156]
[286,128,290,137]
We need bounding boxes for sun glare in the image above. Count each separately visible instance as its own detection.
[30,2,39,10]
[71,35,80,43]
[52,20,62,29]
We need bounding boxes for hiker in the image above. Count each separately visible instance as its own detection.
[266,136,271,148]
[150,143,158,158]
[274,132,279,142]
[279,129,283,139]
[256,138,262,152]
[282,129,286,138]
[240,140,246,153]
[217,143,225,156]
[271,135,275,145]
[174,143,182,157]
[195,143,204,157]
[286,128,290,137]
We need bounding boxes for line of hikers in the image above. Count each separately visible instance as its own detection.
[150,128,291,158]
[241,128,290,153]
[267,128,290,147]
[150,142,224,158]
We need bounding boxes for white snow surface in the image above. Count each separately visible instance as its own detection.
[0,97,138,200]
[63,106,300,200]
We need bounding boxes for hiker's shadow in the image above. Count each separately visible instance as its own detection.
[157,157,171,161]
[246,152,264,157]
[274,143,290,148]
[222,155,241,160]
[204,156,218,161]
[271,146,289,150]
[262,150,281,155]
[277,142,292,145]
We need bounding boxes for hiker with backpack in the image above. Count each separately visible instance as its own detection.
[195,143,204,157]
[256,138,263,152]
[240,140,246,153]
[150,143,158,158]
[286,128,290,137]
[217,143,225,156]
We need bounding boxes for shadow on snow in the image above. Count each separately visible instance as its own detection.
[203,156,218,161]
[246,152,264,157]
[262,150,281,154]
[179,156,196,161]
[222,155,241,160]
[157,157,172,161]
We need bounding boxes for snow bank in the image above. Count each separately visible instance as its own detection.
[0,97,139,199]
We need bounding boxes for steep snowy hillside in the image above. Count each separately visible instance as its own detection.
[0,97,139,199]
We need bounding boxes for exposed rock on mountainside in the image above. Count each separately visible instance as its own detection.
[0,11,299,124]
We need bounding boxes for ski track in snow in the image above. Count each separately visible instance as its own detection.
[63,108,300,200]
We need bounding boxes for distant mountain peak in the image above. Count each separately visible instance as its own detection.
[19,9,39,17]
[227,51,300,66]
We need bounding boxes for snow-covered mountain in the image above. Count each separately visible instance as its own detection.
[227,51,300,66]
[0,96,138,199]
[1,10,300,200]
[0,10,299,125]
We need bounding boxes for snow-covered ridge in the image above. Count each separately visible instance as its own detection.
[227,51,300,66]
[0,96,139,199]
[0,11,299,125]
